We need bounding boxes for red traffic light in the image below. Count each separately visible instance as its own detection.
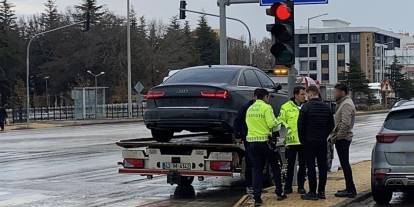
[267,3,292,21]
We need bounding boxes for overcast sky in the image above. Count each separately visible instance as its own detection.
[13,0,413,40]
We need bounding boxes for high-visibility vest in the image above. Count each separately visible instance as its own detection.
[246,100,279,142]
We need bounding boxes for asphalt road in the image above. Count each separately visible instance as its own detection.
[0,113,387,207]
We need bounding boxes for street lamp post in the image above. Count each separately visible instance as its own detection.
[44,76,50,109]
[307,13,328,77]
[127,0,132,118]
[87,70,105,119]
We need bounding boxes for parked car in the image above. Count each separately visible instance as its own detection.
[144,65,288,142]
[371,100,414,204]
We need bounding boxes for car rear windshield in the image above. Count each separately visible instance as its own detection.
[165,68,238,84]
[384,109,414,130]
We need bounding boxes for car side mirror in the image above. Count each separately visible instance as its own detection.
[273,84,282,92]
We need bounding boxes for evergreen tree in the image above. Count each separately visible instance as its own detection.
[194,16,219,65]
[388,55,405,98]
[339,58,370,97]
[0,0,17,31]
[40,0,60,29]
[75,0,105,26]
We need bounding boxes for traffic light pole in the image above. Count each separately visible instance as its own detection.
[26,21,85,125]
[218,0,228,65]
[179,8,253,65]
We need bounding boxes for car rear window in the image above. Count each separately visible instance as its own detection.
[165,68,238,84]
[384,109,414,130]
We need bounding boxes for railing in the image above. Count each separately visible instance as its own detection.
[9,103,145,123]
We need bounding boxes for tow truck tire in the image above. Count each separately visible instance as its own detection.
[151,129,173,142]
[178,176,194,186]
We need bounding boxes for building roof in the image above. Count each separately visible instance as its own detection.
[295,27,402,39]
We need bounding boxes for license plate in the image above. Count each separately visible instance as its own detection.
[162,162,191,170]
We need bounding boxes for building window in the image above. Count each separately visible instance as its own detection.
[321,45,329,54]
[338,60,346,67]
[299,47,317,57]
[300,61,308,71]
[311,36,317,43]
[299,34,307,44]
[323,34,329,41]
[322,74,329,81]
[310,74,317,80]
[337,45,345,54]
[351,34,360,43]
[310,47,317,57]
[337,34,343,41]
[322,60,329,68]
[310,60,317,71]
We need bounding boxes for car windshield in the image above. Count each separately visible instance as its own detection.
[164,68,239,84]
[384,109,414,131]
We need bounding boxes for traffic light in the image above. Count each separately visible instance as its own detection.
[266,0,295,67]
[179,0,187,20]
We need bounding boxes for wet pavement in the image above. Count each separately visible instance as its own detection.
[0,113,386,207]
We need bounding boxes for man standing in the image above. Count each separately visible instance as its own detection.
[0,105,7,132]
[246,88,286,206]
[233,90,257,194]
[278,86,307,195]
[330,83,357,198]
[298,86,334,200]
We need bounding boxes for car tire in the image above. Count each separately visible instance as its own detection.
[151,129,173,142]
[372,185,392,204]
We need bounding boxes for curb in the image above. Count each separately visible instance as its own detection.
[356,110,388,116]
[233,194,250,207]
[331,191,372,207]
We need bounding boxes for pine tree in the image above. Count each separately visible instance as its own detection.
[75,0,105,26]
[388,55,405,98]
[194,16,219,65]
[338,58,370,97]
[40,0,59,29]
[0,0,17,31]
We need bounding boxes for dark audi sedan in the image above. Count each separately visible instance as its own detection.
[144,65,288,142]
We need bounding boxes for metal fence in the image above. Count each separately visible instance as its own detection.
[9,103,144,123]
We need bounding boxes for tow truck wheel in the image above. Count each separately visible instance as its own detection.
[178,176,194,186]
[151,129,173,142]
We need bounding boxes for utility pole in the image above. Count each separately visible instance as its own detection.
[127,0,132,118]
[218,0,228,65]
[44,76,50,109]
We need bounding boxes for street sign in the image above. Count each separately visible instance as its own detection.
[134,81,144,94]
[260,0,328,6]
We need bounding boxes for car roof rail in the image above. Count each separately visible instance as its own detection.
[393,100,413,108]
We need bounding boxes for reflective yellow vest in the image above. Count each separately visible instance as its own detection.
[278,100,301,146]
[246,100,279,142]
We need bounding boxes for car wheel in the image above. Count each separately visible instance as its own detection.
[372,184,392,204]
[151,129,173,142]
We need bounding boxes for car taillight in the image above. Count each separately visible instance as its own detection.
[376,133,399,143]
[200,90,229,99]
[146,90,165,99]
[374,168,391,180]
[210,161,232,171]
[124,158,145,169]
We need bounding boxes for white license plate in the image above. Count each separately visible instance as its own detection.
[162,162,191,170]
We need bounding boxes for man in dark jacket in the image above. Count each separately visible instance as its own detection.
[0,105,7,131]
[298,86,335,200]
[233,91,257,194]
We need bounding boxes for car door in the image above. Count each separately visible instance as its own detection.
[254,69,287,116]
[236,69,262,108]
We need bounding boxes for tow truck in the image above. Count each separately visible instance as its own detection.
[117,133,285,186]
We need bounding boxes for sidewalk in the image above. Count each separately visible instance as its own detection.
[235,161,371,207]
[7,118,143,131]
[356,109,389,116]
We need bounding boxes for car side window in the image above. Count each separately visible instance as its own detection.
[238,72,246,86]
[255,70,275,89]
[243,70,261,87]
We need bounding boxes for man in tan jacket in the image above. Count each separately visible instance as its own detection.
[330,83,357,198]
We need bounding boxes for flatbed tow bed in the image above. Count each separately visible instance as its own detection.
[116,135,285,186]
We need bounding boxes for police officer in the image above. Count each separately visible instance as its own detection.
[234,90,257,194]
[278,86,307,195]
[246,88,286,206]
